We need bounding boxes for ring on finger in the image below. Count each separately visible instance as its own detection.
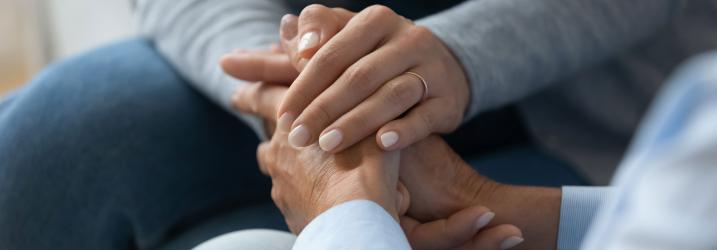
[404,71,428,102]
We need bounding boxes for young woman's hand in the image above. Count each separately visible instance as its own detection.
[226,4,470,153]
[234,81,524,250]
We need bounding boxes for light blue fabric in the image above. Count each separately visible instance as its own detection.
[293,200,410,250]
[581,51,717,250]
[557,187,612,250]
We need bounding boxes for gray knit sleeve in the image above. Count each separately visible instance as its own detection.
[417,0,684,121]
[135,0,291,138]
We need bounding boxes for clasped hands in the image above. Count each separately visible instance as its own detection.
[220,5,533,250]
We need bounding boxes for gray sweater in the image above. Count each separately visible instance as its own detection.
[136,0,717,184]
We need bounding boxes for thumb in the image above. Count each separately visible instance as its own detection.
[401,206,495,249]
[396,182,410,216]
[220,51,298,84]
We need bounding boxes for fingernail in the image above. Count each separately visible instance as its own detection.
[280,14,298,40]
[475,211,495,230]
[278,113,295,132]
[380,131,399,149]
[298,32,319,52]
[500,236,524,249]
[289,125,310,148]
[319,129,343,151]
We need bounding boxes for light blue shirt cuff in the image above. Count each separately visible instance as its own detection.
[557,186,613,250]
[293,200,411,250]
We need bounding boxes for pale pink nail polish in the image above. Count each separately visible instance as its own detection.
[289,125,309,148]
[319,129,343,152]
[380,131,399,149]
[298,32,319,52]
[475,212,495,230]
[500,236,524,249]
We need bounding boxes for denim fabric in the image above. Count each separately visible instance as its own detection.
[0,39,283,250]
[0,39,586,250]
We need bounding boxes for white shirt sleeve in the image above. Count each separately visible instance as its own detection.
[581,52,717,250]
[293,200,411,250]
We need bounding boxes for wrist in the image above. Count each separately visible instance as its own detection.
[313,166,400,221]
[471,184,562,250]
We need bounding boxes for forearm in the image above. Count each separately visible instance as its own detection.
[418,0,684,119]
[135,0,290,136]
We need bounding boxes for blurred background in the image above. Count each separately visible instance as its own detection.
[0,0,134,97]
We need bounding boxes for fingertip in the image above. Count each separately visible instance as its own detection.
[396,182,410,216]
[281,14,299,40]
[288,124,311,148]
[219,53,246,77]
[474,211,495,230]
[219,54,235,70]
[500,236,524,250]
[377,130,400,150]
[231,84,249,111]
[468,224,523,250]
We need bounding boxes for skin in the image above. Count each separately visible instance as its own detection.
[232,78,559,250]
[221,5,561,249]
[223,49,562,249]
[236,81,524,250]
[243,4,471,154]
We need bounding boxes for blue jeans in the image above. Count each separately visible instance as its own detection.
[0,39,586,250]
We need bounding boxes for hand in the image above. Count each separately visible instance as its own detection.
[222,45,297,136]
[258,107,404,233]
[233,81,525,249]
[226,4,471,153]
[399,136,564,250]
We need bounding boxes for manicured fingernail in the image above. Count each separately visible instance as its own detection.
[380,131,399,149]
[500,236,524,249]
[475,211,495,230]
[319,129,343,151]
[289,125,309,148]
[298,32,319,52]
[278,113,295,132]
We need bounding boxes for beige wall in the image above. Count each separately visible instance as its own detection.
[0,0,36,95]
[0,0,134,97]
[47,0,134,59]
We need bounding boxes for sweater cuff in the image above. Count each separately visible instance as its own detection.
[417,10,483,123]
[558,186,613,250]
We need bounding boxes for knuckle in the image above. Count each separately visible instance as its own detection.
[312,46,341,69]
[305,102,333,126]
[404,26,434,49]
[357,5,395,25]
[365,5,395,20]
[344,64,376,91]
[301,4,329,17]
[417,110,436,133]
[385,80,419,107]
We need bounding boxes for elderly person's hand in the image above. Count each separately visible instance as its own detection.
[231,78,524,249]
[224,4,470,153]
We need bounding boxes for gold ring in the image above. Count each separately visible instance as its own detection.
[405,71,428,101]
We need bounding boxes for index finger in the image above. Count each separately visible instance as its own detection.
[401,206,495,249]
[276,5,402,126]
[233,82,288,123]
[220,51,298,84]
